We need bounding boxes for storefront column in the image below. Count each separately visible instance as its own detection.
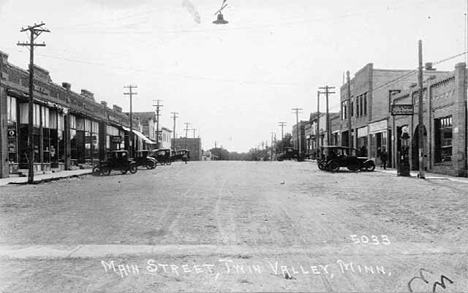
[64,113,71,170]
[454,62,467,176]
[0,86,8,178]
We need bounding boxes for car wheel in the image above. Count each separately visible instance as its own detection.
[365,161,375,172]
[101,166,111,176]
[146,161,154,169]
[328,161,340,172]
[318,161,325,170]
[121,169,128,174]
[92,166,101,176]
[129,163,138,174]
[166,161,172,166]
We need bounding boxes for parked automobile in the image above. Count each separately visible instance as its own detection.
[133,150,157,169]
[317,146,375,172]
[172,149,190,163]
[150,148,173,165]
[93,150,138,175]
[277,147,305,162]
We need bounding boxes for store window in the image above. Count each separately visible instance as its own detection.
[350,101,354,117]
[70,115,77,164]
[363,93,367,116]
[342,103,347,120]
[435,116,452,163]
[7,96,18,163]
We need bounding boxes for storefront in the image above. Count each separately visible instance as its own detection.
[357,126,368,157]
[368,119,389,166]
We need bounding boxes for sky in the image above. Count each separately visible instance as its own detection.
[0,0,467,152]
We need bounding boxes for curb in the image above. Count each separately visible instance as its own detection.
[0,171,93,187]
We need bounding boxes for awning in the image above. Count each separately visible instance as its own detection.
[133,129,156,145]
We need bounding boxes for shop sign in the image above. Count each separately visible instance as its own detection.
[111,135,122,143]
[369,120,387,134]
[85,135,97,143]
[8,129,16,138]
[33,84,50,96]
[357,126,368,138]
[391,104,413,116]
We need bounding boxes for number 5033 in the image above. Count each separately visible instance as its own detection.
[350,235,391,245]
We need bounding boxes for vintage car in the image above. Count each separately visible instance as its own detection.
[133,150,157,169]
[317,146,375,172]
[172,149,190,163]
[150,148,173,165]
[277,147,305,162]
[93,150,138,175]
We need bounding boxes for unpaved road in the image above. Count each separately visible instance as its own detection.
[0,161,467,292]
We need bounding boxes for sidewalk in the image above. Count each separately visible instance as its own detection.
[374,167,468,184]
[0,169,92,187]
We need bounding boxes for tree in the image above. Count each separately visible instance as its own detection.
[275,133,292,154]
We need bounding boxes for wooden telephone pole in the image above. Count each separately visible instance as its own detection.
[153,99,163,148]
[124,85,137,157]
[319,86,336,146]
[418,40,426,179]
[17,22,50,184]
[291,108,303,153]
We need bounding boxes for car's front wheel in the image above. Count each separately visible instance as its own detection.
[92,166,101,176]
[327,161,340,172]
[129,163,138,174]
[365,161,375,172]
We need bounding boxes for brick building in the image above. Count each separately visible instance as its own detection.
[171,137,202,161]
[340,63,449,166]
[0,50,146,178]
[392,63,467,176]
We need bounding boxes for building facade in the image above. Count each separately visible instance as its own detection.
[339,63,449,166]
[160,127,172,149]
[292,120,308,154]
[0,50,147,178]
[391,63,467,176]
[172,137,202,161]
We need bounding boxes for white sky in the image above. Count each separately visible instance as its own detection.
[0,0,466,152]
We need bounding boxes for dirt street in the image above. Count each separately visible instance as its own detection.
[0,161,467,292]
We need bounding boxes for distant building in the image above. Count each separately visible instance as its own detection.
[291,120,308,154]
[172,137,202,161]
[160,127,172,149]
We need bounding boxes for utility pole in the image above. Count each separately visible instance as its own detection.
[418,40,425,179]
[184,122,190,149]
[17,22,50,184]
[124,85,137,157]
[270,132,275,161]
[153,99,163,148]
[346,71,352,148]
[278,121,286,153]
[319,86,336,146]
[292,108,303,154]
[192,128,196,138]
[316,91,320,156]
[171,112,178,150]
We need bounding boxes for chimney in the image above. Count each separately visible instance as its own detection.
[113,105,122,113]
[101,101,108,107]
[80,89,94,100]
[425,62,436,71]
[62,82,71,91]
[0,50,8,65]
